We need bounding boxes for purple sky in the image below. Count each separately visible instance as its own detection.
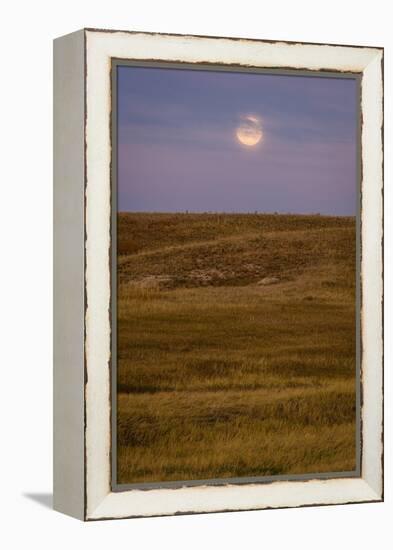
[117,66,358,215]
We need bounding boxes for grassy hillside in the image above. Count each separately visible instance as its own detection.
[116,213,357,484]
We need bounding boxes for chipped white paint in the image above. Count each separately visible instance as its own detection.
[84,29,383,520]
[360,51,384,498]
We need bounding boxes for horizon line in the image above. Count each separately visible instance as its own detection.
[118,210,356,217]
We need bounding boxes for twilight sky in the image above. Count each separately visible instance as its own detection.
[117,65,358,215]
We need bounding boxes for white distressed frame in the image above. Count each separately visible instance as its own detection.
[56,29,383,521]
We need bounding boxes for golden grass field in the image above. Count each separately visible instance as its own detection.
[116,212,357,484]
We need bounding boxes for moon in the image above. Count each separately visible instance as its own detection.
[236,115,263,147]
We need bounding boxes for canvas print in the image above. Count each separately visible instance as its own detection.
[114,64,359,486]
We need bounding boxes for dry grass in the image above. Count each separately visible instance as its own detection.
[116,213,357,484]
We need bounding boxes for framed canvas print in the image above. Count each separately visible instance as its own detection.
[53,28,384,520]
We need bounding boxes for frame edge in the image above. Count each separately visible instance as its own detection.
[53,28,86,521]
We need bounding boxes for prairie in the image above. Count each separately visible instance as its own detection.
[116,213,357,484]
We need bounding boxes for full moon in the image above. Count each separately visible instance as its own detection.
[236,115,263,147]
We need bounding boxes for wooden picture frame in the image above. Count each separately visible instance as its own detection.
[53,28,383,520]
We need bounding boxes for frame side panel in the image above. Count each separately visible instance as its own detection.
[53,29,86,520]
